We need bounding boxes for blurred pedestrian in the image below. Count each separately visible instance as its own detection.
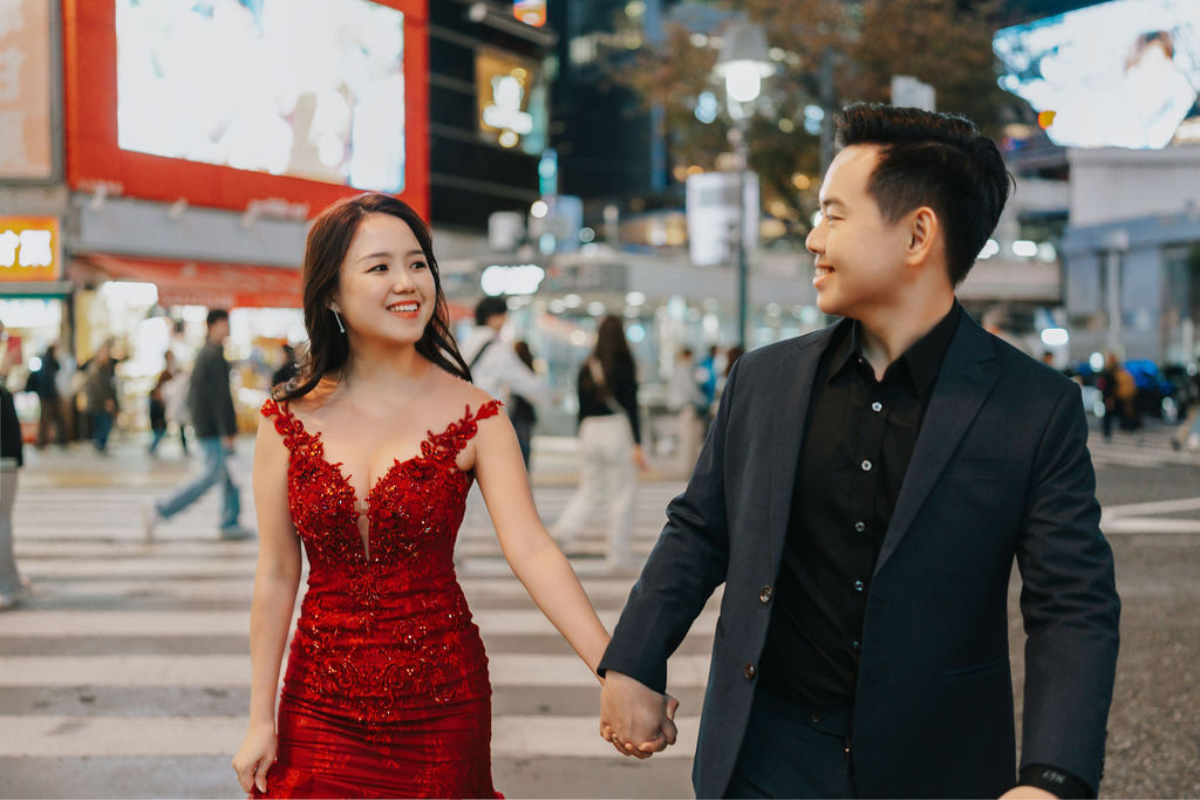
[161,352,191,456]
[719,345,745,397]
[696,345,719,411]
[29,343,67,449]
[665,346,705,476]
[1098,352,1139,440]
[148,351,181,457]
[271,343,298,389]
[460,296,549,408]
[84,340,119,454]
[552,315,649,571]
[511,341,538,470]
[1171,371,1200,451]
[0,321,25,610]
[143,309,253,541]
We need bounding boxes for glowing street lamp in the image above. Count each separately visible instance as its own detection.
[714,21,773,350]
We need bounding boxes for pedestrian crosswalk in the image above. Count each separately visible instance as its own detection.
[1,479,704,799]
[1087,423,1200,469]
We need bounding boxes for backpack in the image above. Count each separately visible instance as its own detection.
[1114,369,1137,401]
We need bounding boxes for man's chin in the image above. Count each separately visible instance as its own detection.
[815,295,844,318]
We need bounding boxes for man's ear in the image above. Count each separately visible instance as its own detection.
[905,206,944,272]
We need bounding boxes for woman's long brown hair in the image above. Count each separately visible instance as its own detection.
[273,193,472,402]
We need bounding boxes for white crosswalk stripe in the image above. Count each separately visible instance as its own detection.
[1087,424,1200,468]
[3,480,705,797]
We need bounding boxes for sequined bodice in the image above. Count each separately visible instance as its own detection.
[261,398,502,732]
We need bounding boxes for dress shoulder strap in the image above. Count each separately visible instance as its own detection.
[425,400,504,460]
[261,398,306,450]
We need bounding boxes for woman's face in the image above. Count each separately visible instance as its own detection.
[331,213,437,347]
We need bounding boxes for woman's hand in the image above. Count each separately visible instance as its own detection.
[632,444,650,472]
[231,719,277,795]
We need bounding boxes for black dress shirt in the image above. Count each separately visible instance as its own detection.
[759,304,961,708]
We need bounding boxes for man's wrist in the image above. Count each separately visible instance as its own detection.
[1018,764,1092,799]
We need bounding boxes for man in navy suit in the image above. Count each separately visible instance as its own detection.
[597,104,1120,799]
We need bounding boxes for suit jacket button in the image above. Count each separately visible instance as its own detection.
[759,585,773,604]
[743,663,757,680]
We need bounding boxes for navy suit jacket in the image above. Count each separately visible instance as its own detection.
[599,310,1120,799]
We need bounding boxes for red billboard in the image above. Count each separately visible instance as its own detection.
[62,0,429,219]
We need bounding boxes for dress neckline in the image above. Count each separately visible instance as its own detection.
[267,398,501,561]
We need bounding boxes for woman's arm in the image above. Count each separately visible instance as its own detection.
[471,410,610,678]
[232,414,302,794]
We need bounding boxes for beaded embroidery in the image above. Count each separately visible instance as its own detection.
[260,398,502,731]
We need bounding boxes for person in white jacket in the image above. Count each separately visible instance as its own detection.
[459,297,549,409]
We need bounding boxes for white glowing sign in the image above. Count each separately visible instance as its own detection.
[994,0,1200,149]
[482,76,534,134]
[116,0,406,191]
[480,264,545,296]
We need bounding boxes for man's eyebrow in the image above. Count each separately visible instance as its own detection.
[820,197,847,210]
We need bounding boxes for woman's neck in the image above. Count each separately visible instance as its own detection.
[340,340,433,395]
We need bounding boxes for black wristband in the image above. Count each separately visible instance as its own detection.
[1018,764,1093,799]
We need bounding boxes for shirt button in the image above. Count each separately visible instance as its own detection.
[809,710,823,724]
[759,585,773,604]
[871,401,883,412]
[854,521,866,533]
[854,580,865,592]
[851,640,861,652]
[861,459,873,472]
[743,663,757,680]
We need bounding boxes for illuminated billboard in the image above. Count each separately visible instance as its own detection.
[994,0,1200,149]
[64,0,429,217]
[476,49,546,155]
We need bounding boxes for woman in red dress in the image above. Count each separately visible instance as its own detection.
[230,194,640,797]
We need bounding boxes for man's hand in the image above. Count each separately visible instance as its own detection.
[1000,786,1059,799]
[224,435,236,452]
[599,670,678,758]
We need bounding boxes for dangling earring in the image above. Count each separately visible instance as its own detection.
[332,309,346,334]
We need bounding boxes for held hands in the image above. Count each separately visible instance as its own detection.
[599,670,679,759]
[232,719,277,795]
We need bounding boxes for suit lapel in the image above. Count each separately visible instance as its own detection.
[873,312,999,576]
[767,325,840,576]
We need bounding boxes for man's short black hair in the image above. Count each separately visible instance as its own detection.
[206,308,230,328]
[835,103,1012,286]
[475,296,508,326]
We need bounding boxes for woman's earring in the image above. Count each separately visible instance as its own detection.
[332,309,346,334]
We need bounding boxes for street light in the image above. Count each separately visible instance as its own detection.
[715,21,773,350]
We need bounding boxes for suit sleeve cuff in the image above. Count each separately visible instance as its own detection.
[1018,764,1093,799]
[596,655,667,695]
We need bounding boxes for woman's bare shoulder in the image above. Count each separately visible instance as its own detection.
[285,378,340,417]
[430,369,498,415]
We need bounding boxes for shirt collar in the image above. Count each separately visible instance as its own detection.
[828,303,962,396]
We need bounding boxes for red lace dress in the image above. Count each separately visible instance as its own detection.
[255,399,503,799]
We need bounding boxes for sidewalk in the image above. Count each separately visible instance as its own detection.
[17,432,678,489]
